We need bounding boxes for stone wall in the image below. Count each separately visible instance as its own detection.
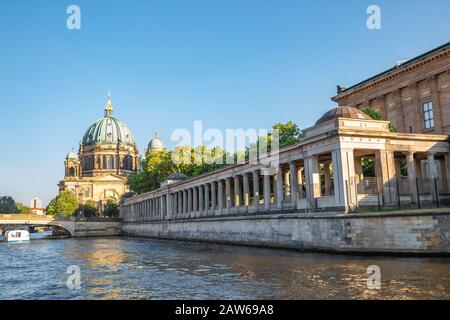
[121,211,449,255]
[73,219,122,237]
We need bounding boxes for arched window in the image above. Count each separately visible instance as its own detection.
[103,155,107,169]
[69,167,75,176]
[107,156,113,169]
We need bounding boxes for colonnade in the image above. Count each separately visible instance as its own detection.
[121,150,354,223]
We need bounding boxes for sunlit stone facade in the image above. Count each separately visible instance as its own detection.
[333,42,450,135]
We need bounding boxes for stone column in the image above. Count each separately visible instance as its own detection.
[225,178,231,214]
[193,187,198,217]
[332,149,356,210]
[297,167,303,199]
[284,170,291,198]
[394,157,402,190]
[170,194,174,219]
[428,75,443,134]
[444,154,450,193]
[289,162,298,209]
[188,188,193,218]
[272,174,277,204]
[152,198,156,221]
[167,193,172,220]
[354,157,363,184]
[252,170,260,212]
[415,158,424,194]
[178,191,183,217]
[218,180,224,215]
[410,83,423,133]
[234,176,241,210]
[263,173,271,212]
[323,162,332,196]
[150,199,153,220]
[243,173,250,213]
[276,166,283,210]
[304,156,321,208]
[405,152,418,203]
[183,190,188,217]
[393,89,406,132]
[211,181,217,214]
[427,152,438,201]
[160,196,165,220]
[199,185,204,217]
[204,183,210,216]
[375,150,397,204]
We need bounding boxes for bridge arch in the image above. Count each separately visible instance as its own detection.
[0,215,75,237]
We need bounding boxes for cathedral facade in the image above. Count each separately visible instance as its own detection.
[58,95,142,210]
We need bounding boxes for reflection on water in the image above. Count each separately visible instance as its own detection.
[0,236,449,300]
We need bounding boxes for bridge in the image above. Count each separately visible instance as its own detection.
[0,214,122,237]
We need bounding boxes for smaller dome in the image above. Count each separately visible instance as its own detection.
[167,172,188,181]
[148,131,165,152]
[315,106,373,126]
[66,150,78,160]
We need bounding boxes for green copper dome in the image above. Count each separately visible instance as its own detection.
[148,131,165,151]
[82,95,136,147]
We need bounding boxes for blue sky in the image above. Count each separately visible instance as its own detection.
[0,0,449,205]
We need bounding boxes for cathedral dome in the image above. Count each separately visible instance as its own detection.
[315,106,372,126]
[147,131,165,153]
[82,95,136,147]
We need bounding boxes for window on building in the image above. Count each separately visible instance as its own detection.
[422,102,434,129]
[107,156,113,169]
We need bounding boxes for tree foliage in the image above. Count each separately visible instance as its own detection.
[104,199,119,217]
[272,121,302,148]
[0,196,19,214]
[46,191,79,217]
[128,121,302,194]
[80,200,97,217]
[362,107,397,132]
[128,146,229,194]
[16,202,32,215]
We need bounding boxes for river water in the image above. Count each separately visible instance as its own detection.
[0,233,449,300]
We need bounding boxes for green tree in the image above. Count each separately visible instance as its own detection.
[0,196,19,214]
[362,107,397,132]
[104,200,119,217]
[128,146,228,194]
[80,200,98,217]
[127,121,302,195]
[272,121,302,148]
[46,191,79,217]
[16,202,32,215]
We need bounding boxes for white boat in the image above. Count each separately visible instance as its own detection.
[4,230,30,243]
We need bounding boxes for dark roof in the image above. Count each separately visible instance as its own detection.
[167,172,188,180]
[315,106,372,126]
[334,42,450,97]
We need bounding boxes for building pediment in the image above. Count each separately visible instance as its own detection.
[95,174,127,182]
